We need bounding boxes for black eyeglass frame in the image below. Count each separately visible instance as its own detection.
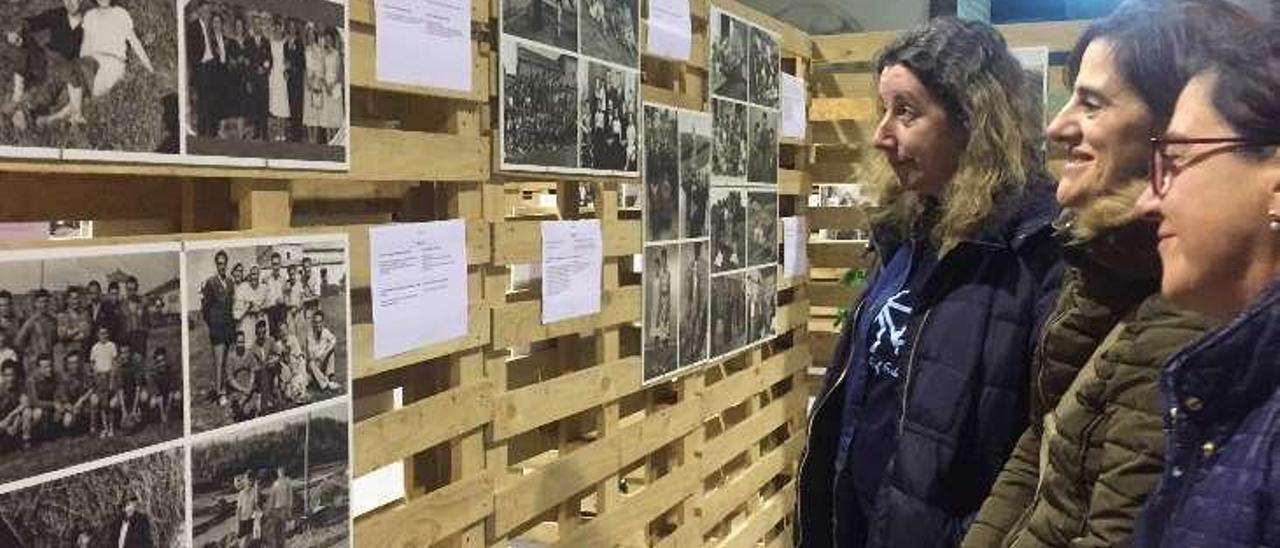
[1149,136,1280,197]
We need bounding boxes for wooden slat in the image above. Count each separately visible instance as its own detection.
[808,240,872,269]
[490,285,641,347]
[702,384,808,473]
[491,220,642,264]
[354,472,494,547]
[492,357,641,440]
[556,464,699,547]
[809,281,859,308]
[711,480,796,548]
[352,128,489,181]
[807,207,869,231]
[352,303,491,378]
[699,434,803,532]
[354,380,493,475]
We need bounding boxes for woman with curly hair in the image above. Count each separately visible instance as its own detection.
[796,17,1062,548]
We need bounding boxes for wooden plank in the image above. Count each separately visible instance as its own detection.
[492,220,642,265]
[491,285,641,348]
[999,20,1088,52]
[775,299,809,334]
[555,464,699,547]
[809,281,858,309]
[808,240,871,268]
[778,169,807,196]
[354,380,493,475]
[352,303,491,378]
[702,390,807,474]
[807,207,869,231]
[352,128,489,182]
[712,480,796,548]
[492,357,641,440]
[354,472,494,547]
[699,434,804,532]
[811,97,876,122]
[703,347,809,418]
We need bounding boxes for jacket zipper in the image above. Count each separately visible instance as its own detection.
[796,296,867,548]
[1032,271,1075,414]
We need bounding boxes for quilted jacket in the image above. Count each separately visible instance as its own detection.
[962,218,1212,548]
[1132,279,1280,547]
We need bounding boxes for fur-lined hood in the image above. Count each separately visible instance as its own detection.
[1054,178,1162,290]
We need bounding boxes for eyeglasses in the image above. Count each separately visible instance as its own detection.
[1150,136,1280,197]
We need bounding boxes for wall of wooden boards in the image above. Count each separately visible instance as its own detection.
[0,0,814,546]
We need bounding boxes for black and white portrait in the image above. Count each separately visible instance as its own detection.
[746,266,776,342]
[579,0,637,69]
[0,0,179,157]
[712,98,746,183]
[579,60,636,172]
[501,0,577,53]
[643,245,679,383]
[501,36,578,170]
[0,244,183,486]
[747,106,777,184]
[709,10,747,102]
[644,104,678,242]
[748,26,779,109]
[183,0,347,164]
[747,191,777,266]
[191,402,350,548]
[709,272,746,358]
[678,110,710,240]
[0,447,186,548]
[709,188,745,274]
[184,237,349,435]
[677,241,708,369]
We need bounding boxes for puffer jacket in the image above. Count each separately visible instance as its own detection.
[797,179,1063,548]
[1132,279,1280,547]
[963,217,1212,548]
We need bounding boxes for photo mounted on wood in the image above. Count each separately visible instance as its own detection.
[643,103,677,243]
[0,446,186,548]
[642,244,679,382]
[677,240,708,369]
[746,265,775,341]
[181,0,349,168]
[183,235,350,436]
[747,191,777,266]
[0,242,183,488]
[679,109,710,240]
[709,187,745,274]
[0,0,180,161]
[499,0,639,176]
[711,98,746,185]
[709,271,745,357]
[190,400,350,548]
[747,105,777,184]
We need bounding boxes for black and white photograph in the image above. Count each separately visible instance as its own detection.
[679,110,710,240]
[501,0,577,53]
[709,188,746,274]
[712,98,746,183]
[0,447,186,548]
[619,182,641,210]
[579,60,636,172]
[746,266,775,343]
[579,0,638,69]
[191,402,350,548]
[501,36,578,170]
[184,237,349,435]
[643,245,679,383]
[709,10,747,102]
[0,0,180,157]
[747,191,777,266]
[182,0,348,164]
[644,103,678,242]
[709,272,746,358]
[0,244,183,486]
[677,241,708,369]
[748,26,779,109]
[747,106,777,184]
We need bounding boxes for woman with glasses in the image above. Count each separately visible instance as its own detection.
[1130,11,1280,547]
[796,18,1061,548]
[961,3,1250,546]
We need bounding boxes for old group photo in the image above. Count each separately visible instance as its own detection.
[0,0,179,155]
[191,403,349,548]
[185,239,349,435]
[644,104,677,242]
[0,247,183,486]
[183,0,347,162]
[501,37,578,169]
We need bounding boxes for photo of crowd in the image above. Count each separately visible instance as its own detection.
[748,106,777,184]
[0,0,179,156]
[0,447,186,548]
[746,266,775,342]
[679,110,710,240]
[677,241,708,370]
[643,245,679,382]
[579,0,637,69]
[709,272,746,358]
[710,11,747,102]
[712,98,746,182]
[185,239,349,435]
[183,0,347,163]
[501,37,578,169]
[579,60,636,171]
[191,402,349,548]
[748,26,779,108]
[0,247,183,487]
[501,0,577,53]
[644,104,678,242]
[710,188,746,274]
[748,191,777,266]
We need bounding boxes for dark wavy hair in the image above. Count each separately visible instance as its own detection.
[870,17,1045,252]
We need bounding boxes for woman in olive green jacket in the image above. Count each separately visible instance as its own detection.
[961,3,1222,547]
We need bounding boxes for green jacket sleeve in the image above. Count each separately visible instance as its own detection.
[963,424,1042,548]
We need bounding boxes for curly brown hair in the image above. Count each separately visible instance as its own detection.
[867,17,1046,253]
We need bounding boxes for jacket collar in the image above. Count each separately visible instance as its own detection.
[1054,214,1162,297]
[1165,279,1280,425]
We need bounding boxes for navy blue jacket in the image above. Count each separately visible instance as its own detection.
[1133,280,1280,547]
[797,180,1063,548]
